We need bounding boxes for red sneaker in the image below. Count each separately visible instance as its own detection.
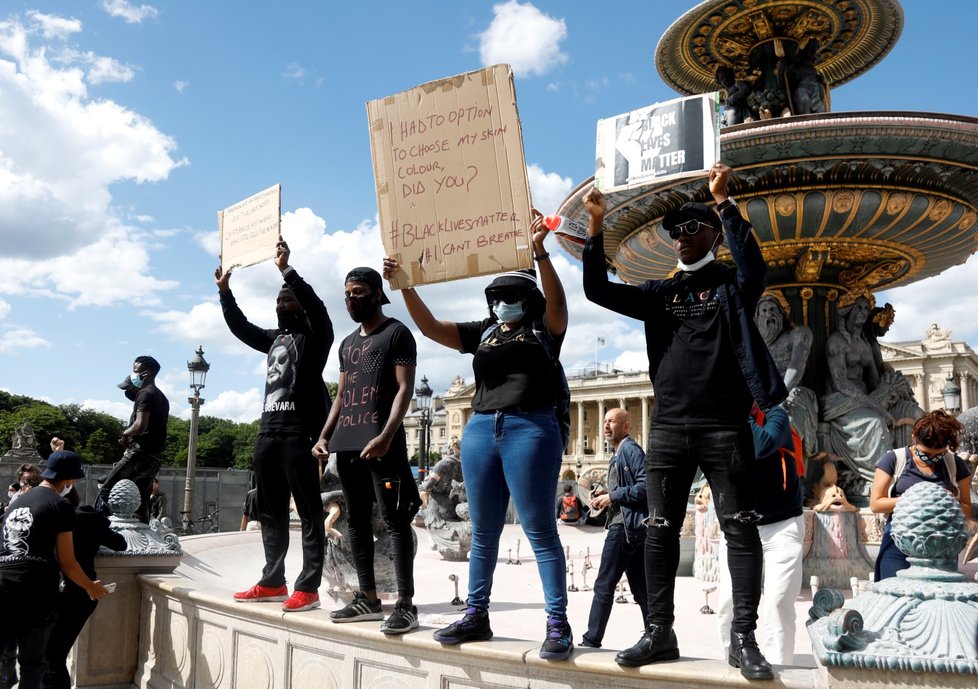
[233,584,288,603]
[282,590,321,612]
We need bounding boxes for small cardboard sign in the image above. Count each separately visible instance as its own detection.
[367,64,534,289]
[595,93,721,193]
[219,184,281,272]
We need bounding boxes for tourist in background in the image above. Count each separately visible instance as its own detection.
[383,211,574,660]
[870,409,972,580]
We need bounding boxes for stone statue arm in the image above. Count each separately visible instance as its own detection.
[783,327,813,391]
[825,334,890,420]
[869,467,898,515]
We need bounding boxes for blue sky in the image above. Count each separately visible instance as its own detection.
[1,0,977,424]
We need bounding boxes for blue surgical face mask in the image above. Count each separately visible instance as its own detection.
[492,301,525,324]
[130,372,145,388]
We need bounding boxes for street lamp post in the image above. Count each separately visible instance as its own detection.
[415,376,433,484]
[182,346,210,534]
[941,372,962,414]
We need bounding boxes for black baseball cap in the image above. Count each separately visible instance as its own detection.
[662,202,721,234]
[345,267,391,304]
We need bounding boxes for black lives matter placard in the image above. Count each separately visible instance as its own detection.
[367,64,534,289]
[595,93,720,193]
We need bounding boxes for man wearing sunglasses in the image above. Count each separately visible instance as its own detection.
[582,162,786,679]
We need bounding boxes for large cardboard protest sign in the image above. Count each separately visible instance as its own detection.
[595,93,721,193]
[367,64,534,289]
[219,184,281,272]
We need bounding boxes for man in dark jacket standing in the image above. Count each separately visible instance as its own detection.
[583,162,786,679]
[217,237,333,613]
[581,408,648,649]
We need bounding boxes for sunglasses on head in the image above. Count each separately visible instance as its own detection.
[667,219,716,240]
[488,289,525,305]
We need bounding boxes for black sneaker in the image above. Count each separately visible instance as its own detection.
[380,601,419,635]
[539,616,573,660]
[329,591,384,623]
[432,606,493,644]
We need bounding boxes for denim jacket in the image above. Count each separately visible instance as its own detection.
[582,204,787,412]
[608,436,648,544]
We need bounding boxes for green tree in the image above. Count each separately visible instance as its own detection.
[82,428,118,465]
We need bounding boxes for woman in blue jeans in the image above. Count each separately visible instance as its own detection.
[383,214,572,659]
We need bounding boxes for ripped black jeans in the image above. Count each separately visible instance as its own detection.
[644,423,762,634]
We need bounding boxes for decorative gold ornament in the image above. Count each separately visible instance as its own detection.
[775,194,797,216]
[760,289,792,321]
[832,190,856,214]
[885,192,911,215]
[795,243,831,281]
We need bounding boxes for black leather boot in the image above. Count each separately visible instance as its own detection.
[615,624,680,667]
[729,630,774,680]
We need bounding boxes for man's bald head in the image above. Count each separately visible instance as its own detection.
[603,408,631,447]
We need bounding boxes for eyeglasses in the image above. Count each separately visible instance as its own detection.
[667,219,715,240]
[488,289,524,305]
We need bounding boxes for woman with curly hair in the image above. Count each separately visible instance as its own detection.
[870,409,973,580]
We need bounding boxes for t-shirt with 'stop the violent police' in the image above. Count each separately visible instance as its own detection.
[0,486,74,573]
[652,262,752,425]
[130,384,169,454]
[457,318,562,413]
[329,318,417,453]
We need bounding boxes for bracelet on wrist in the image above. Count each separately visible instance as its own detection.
[534,252,551,262]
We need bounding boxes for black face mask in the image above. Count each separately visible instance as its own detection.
[346,294,380,323]
[277,310,307,332]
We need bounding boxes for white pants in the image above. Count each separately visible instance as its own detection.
[716,514,804,665]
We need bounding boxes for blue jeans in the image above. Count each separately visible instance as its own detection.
[645,423,762,633]
[874,522,908,581]
[461,411,567,616]
[583,523,649,646]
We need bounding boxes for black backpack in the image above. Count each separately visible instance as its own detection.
[480,320,571,451]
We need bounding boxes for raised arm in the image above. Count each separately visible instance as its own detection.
[581,186,653,320]
[215,265,276,354]
[276,239,334,347]
[382,257,463,351]
[530,211,567,337]
[710,163,767,307]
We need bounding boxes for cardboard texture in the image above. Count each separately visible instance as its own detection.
[595,93,721,193]
[219,183,281,272]
[367,64,534,289]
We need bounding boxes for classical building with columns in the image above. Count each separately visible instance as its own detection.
[433,324,977,475]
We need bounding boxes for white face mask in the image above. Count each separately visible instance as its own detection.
[6,491,13,500]
[676,232,723,273]
[60,483,72,497]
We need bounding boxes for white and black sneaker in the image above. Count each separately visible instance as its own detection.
[380,601,419,635]
[329,591,384,623]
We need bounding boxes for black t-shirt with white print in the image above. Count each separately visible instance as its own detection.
[0,487,75,591]
[330,318,417,453]
[652,262,753,425]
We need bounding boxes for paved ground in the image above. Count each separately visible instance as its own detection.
[184,522,854,668]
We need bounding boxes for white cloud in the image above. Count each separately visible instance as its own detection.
[60,51,136,84]
[101,0,159,24]
[27,12,81,39]
[479,1,568,78]
[174,80,188,92]
[0,16,184,306]
[197,388,263,423]
[79,398,132,423]
[878,255,978,345]
[0,327,50,353]
[527,163,573,216]
[283,63,306,81]
[0,299,9,321]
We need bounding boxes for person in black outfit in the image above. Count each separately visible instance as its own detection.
[313,267,421,635]
[0,449,109,689]
[217,237,333,613]
[99,355,169,523]
[581,408,648,649]
[42,482,127,689]
[582,162,786,679]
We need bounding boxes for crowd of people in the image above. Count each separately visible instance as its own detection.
[2,161,974,685]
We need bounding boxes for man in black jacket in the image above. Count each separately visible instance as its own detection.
[216,237,333,612]
[583,162,785,679]
[581,408,648,649]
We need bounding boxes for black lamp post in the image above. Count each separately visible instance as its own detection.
[941,372,962,415]
[182,346,210,534]
[415,375,433,484]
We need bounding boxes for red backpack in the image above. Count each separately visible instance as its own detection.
[559,494,580,521]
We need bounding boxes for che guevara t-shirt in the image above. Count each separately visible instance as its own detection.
[329,318,417,453]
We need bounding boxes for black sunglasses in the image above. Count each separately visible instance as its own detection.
[488,288,525,305]
[667,219,716,240]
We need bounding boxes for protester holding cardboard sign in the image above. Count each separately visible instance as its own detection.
[383,213,574,660]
